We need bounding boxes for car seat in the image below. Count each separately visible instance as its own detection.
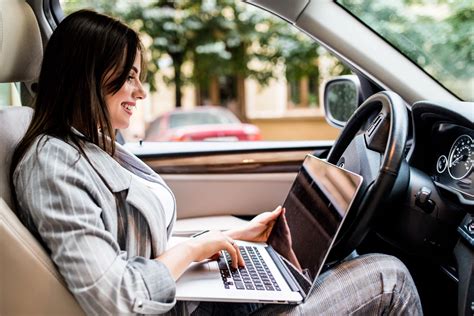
[0,0,83,314]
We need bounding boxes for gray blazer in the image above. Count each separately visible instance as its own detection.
[13,135,178,315]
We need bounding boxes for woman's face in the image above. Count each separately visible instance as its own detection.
[105,53,146,130]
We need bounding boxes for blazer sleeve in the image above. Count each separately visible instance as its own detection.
[13,138,176,315]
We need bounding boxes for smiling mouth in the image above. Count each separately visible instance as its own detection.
[121,103,135,114]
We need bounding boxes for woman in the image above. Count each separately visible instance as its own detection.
[10,10,422,315]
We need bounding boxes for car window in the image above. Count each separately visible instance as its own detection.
[0,83,22,106]
[337,0,473,102]
[60,0,352,143]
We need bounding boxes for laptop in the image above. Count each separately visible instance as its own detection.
[174,154,363,304]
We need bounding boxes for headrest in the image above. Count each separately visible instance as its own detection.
[0,106,34,210]
[0,0,43,82]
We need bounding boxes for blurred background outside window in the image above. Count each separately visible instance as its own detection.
[61,0,353,142]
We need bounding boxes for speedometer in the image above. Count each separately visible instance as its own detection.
[448,134,473,180]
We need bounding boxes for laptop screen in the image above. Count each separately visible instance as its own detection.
[267,154,363,294]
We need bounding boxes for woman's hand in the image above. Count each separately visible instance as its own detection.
[227,206,283,243]
[187,230,244,269]
[156,230,244,280]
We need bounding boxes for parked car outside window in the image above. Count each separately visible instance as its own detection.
[145,106,262,141]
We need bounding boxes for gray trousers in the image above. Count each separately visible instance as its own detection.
[189,254,423,315]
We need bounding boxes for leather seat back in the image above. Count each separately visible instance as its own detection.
[0,0,83,314]
[0,107,83,315]
[0,198,84,315]
[0,106,33,210]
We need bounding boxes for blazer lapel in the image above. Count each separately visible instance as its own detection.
[82,142,132,193]
[114,143,168,185]
[114,143,176,238]
[81,141,173,255]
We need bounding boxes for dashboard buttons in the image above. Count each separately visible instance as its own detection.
[415,186,436,213]
[468,220,474,235]
[457,216,474,247]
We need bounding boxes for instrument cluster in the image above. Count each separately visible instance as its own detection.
[431,123,473,202]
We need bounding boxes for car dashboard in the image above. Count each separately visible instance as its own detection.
[367,99,473,315]
[373,100,472,255]
[410,101,474,208]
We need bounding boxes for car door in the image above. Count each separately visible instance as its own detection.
[126,140,334,230]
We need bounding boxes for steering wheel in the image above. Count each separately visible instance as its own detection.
[327,91,409,260]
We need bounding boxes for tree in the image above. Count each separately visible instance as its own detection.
[126,1,203,108]
[188,0,288,118]
[188,1,353,114]
[126,0,334,117]
[130,0,290,116]
[62,0,352,114]
[339,0,473,100]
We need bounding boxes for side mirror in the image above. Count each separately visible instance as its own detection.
[322,75,361,128]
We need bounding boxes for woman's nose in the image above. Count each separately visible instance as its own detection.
[134,81,147,100]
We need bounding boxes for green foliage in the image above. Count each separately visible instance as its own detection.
[61,0,349,107]
[338,0,474,101]
[128,0,325,97]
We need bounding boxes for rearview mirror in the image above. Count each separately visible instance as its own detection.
[322,75,361,128]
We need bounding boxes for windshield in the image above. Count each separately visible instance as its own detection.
[338,0,473,102]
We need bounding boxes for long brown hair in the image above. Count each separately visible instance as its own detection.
[10,10,145,192]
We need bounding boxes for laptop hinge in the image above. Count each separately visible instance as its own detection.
[265,246,308,298]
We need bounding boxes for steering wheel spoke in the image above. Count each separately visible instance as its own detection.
[327,91,409,260]
[338,133,382,187]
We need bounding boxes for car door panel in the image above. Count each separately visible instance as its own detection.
[164,172,297,219]
[131,142,333,220]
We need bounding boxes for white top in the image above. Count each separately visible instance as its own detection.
[129,171,176,228]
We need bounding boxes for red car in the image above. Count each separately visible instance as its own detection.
[145,106,262,141]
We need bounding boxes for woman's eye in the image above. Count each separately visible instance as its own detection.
[127,76,134,81]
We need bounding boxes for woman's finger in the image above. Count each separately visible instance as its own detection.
[256,206,282,224]
[268,206,283,219]
[271,206,283,219]
[224,240,239,269]
[209,253,220,260]
[259,206,283,224]
[232,242,245,268]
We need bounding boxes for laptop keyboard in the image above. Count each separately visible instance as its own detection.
[218,246,281,291]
